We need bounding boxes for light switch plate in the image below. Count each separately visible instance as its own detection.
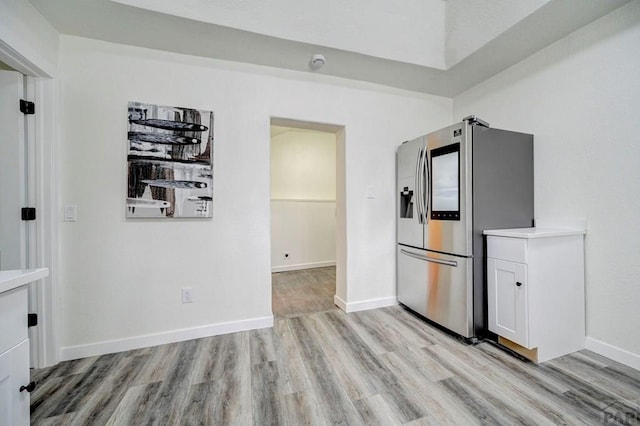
[64,205,77,222]
[182,287,194,303]
[366,185,375,199]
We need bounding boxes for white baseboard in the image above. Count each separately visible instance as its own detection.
[272,261,336,273]
[60,315,273,361]
[586,337,640,371]
[334,295,398,313]
[334,295,348,311]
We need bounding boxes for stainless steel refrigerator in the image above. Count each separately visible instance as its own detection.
[397,116,533,339]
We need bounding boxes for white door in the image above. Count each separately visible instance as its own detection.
[0,70,27,270]
[0,70,40,368]
[487,258,529,347]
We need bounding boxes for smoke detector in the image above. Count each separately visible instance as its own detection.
[309,54,326,70]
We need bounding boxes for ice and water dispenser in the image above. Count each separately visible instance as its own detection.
[400,187,414,219]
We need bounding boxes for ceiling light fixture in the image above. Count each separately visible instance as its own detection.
[309,54,326,70]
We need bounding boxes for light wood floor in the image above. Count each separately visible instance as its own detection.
[31,267,640,425]
[272,266,337,319]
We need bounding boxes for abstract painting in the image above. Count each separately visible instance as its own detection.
[127,102,214,218]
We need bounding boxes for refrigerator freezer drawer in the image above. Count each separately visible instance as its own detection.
[397,245,473,337]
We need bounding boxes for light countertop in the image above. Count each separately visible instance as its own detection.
[483,227,586,239]
[0,268,49,294]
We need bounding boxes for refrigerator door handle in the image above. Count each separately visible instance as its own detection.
[415,147,424,224]
[400,249,458,267]
[423,146,429,223]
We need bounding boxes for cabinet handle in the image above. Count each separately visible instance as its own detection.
[516,281,523,287]
[19,381,36,393]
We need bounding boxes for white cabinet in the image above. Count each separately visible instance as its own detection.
[0,339,30,426]
[0,286,30,425]
[488,259,528,346]
[0,268,48,426]
[484,228,586,363]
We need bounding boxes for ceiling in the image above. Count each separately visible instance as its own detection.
[29,0,630,96]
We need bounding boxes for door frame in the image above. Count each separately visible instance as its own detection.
[0,41,59,368]
[268,117,348,311]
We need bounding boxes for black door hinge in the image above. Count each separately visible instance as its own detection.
[22,207,36,221]
[28,313,38,327]
[20,99,35,115]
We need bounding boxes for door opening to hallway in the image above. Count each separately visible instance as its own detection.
[269,118,344,318]
[0,68,43,368]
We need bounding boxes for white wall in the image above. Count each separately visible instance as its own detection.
[271,129,336,200]
[0,0,58,76]
[57,35,451,357]
[454,1,640,363]
[271,129,336,271]
[271,201,336,271]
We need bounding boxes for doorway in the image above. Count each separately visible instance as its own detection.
[269,118,346,318]
[0,48,57,368]
[0,67,41,366]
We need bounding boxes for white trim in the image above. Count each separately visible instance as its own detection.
[36,77,59,367]
[26,74,40,369]
[586,337,640,371]
[334,295,348,311]
[271,198,336,203]
[0,39,50,77]
[60,315,274,361]
[334,295,398,313]
[272,261,336,273]
[22,77,59,368]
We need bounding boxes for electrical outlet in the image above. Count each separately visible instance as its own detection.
[182,287,194,304]
[282,251,290,260]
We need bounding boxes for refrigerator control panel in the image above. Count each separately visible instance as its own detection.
[431,211,460,220]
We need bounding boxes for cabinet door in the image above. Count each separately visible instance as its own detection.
[0,340,30,426]
[487,258,529,347]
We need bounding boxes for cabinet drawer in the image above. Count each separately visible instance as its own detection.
[0,286,28,353]
[0,339,30,426]
[487,236,527,263]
